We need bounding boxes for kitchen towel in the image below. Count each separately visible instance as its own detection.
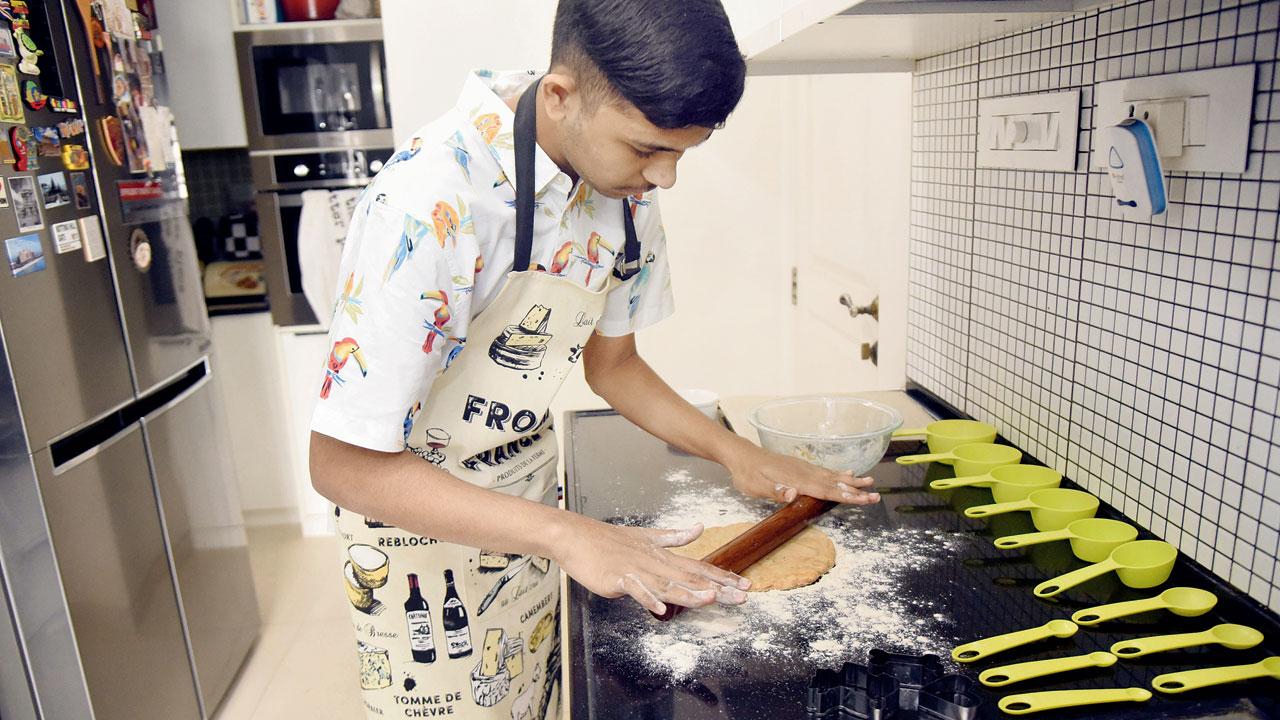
[299,188,362,328]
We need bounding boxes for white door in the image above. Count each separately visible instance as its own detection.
[787,73,912,394]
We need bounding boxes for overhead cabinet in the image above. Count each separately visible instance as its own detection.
[742,0,1105,73]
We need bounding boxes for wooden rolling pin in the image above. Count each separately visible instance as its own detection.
[654,494,837,621]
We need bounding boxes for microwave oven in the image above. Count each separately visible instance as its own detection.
[235,22,393,151]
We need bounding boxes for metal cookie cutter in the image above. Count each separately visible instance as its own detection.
[807,662,901,719]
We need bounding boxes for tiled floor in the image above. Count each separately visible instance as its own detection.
[211,525,364,719]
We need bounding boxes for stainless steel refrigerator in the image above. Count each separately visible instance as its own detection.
[0,2,259,719]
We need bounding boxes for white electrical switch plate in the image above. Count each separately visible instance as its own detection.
[977,90,1081,171]
[1093,64,1255,174]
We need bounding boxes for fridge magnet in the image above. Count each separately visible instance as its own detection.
[122,116,148,173]
[49,97,78,113]
[2,1,31,30]
[0,177,8,207]
[5,232,44,277]
[129,226,151,272]
[37,170,68,208]
[15,30,41,75]
[22,79,45,109]
[110,71,127,103]
[8,176,41,230]
[0,28,16,58]
[51,219,81,254]
[31,125,59,156]
[62,144,88,171]
[56,118,85,138]
[79,215,106,262]
[70,171,90,209]
[0,134,13,164]
[0,65,25,122]
[102,0,133,37]
[9,126,32,170]
[98,116,124,166]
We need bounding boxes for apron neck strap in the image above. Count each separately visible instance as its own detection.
[513,78,540,273]
[513,77,643,281]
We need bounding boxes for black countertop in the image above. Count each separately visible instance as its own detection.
[563,407,1280,720]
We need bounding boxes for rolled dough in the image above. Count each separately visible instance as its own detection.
[669,522,836,591]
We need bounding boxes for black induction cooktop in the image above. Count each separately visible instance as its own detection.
[563,405,1279,720]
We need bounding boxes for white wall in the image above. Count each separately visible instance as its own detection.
[380,1,910,420]
[381,0,556,144]
[720,0,810,41]
[154,0,247,148]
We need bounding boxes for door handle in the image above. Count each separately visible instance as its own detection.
[839,294,879,321]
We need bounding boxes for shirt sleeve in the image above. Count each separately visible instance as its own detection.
[595,194,676,337]
[310,195,474,452]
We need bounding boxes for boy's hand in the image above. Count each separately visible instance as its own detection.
[550,514,750,615]
[726,441,880,505]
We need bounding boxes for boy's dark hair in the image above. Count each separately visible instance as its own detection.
[550,0,746,129]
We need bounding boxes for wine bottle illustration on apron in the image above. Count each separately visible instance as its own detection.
[404,573,436,664]
[442,569,473,658]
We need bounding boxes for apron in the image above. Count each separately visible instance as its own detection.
[336,78,641,720]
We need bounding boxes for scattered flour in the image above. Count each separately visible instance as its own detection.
[591,487,966,681]
[663,468,694,485]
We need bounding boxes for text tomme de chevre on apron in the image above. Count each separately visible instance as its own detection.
[335,78,642,719]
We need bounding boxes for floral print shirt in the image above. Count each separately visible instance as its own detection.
[311,70,675,452]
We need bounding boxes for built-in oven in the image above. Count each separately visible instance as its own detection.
[253,147,392,327]
[235,22,393,151]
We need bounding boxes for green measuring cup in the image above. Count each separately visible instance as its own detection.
[930,465,1061,503]
[892,419,997,453]
[994,518,1138,562]
[897,443,1023,476]
[964,489,1099,531]
[1033,540,1177,598]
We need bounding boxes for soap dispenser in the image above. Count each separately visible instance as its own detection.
[1103,117,1167,217]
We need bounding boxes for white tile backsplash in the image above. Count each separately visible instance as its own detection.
[909,0,1280,612]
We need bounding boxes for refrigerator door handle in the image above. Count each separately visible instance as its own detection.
[50,412,142,477]
[136,359,211,424]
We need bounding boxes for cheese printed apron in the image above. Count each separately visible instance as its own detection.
[336,79,641,719]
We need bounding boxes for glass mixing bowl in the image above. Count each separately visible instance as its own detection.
[748,395,904,475]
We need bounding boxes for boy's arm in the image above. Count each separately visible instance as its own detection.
[310,432,749,614]
[581,332,880,506]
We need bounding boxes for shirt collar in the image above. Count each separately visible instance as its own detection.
[457,70,571,199]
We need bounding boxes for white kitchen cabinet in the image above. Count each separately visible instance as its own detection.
[155,0,249,148]
[274,328,336,536]
[209,313,298,522]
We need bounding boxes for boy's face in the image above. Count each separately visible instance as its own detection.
[555,81,713,199]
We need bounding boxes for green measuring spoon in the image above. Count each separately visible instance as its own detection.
[999,687,1152,715]
[952,619,1077,663]
[980,651,1117,688]
[1111,623,1264,659]
[1071,587,1217,625]
[1153,657,1280,694]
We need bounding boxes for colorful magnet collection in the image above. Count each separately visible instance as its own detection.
[0,0,112,278]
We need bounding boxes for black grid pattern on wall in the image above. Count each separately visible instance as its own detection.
[908,0,1280,612]
[908,47,980,414]
[183,148,255,224]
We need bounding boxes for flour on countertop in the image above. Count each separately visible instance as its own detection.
[663,468,694,485]
[592,486,965,681]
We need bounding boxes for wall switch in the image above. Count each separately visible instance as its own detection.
[977,90,1080,171]
[1094,65,1255,173]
